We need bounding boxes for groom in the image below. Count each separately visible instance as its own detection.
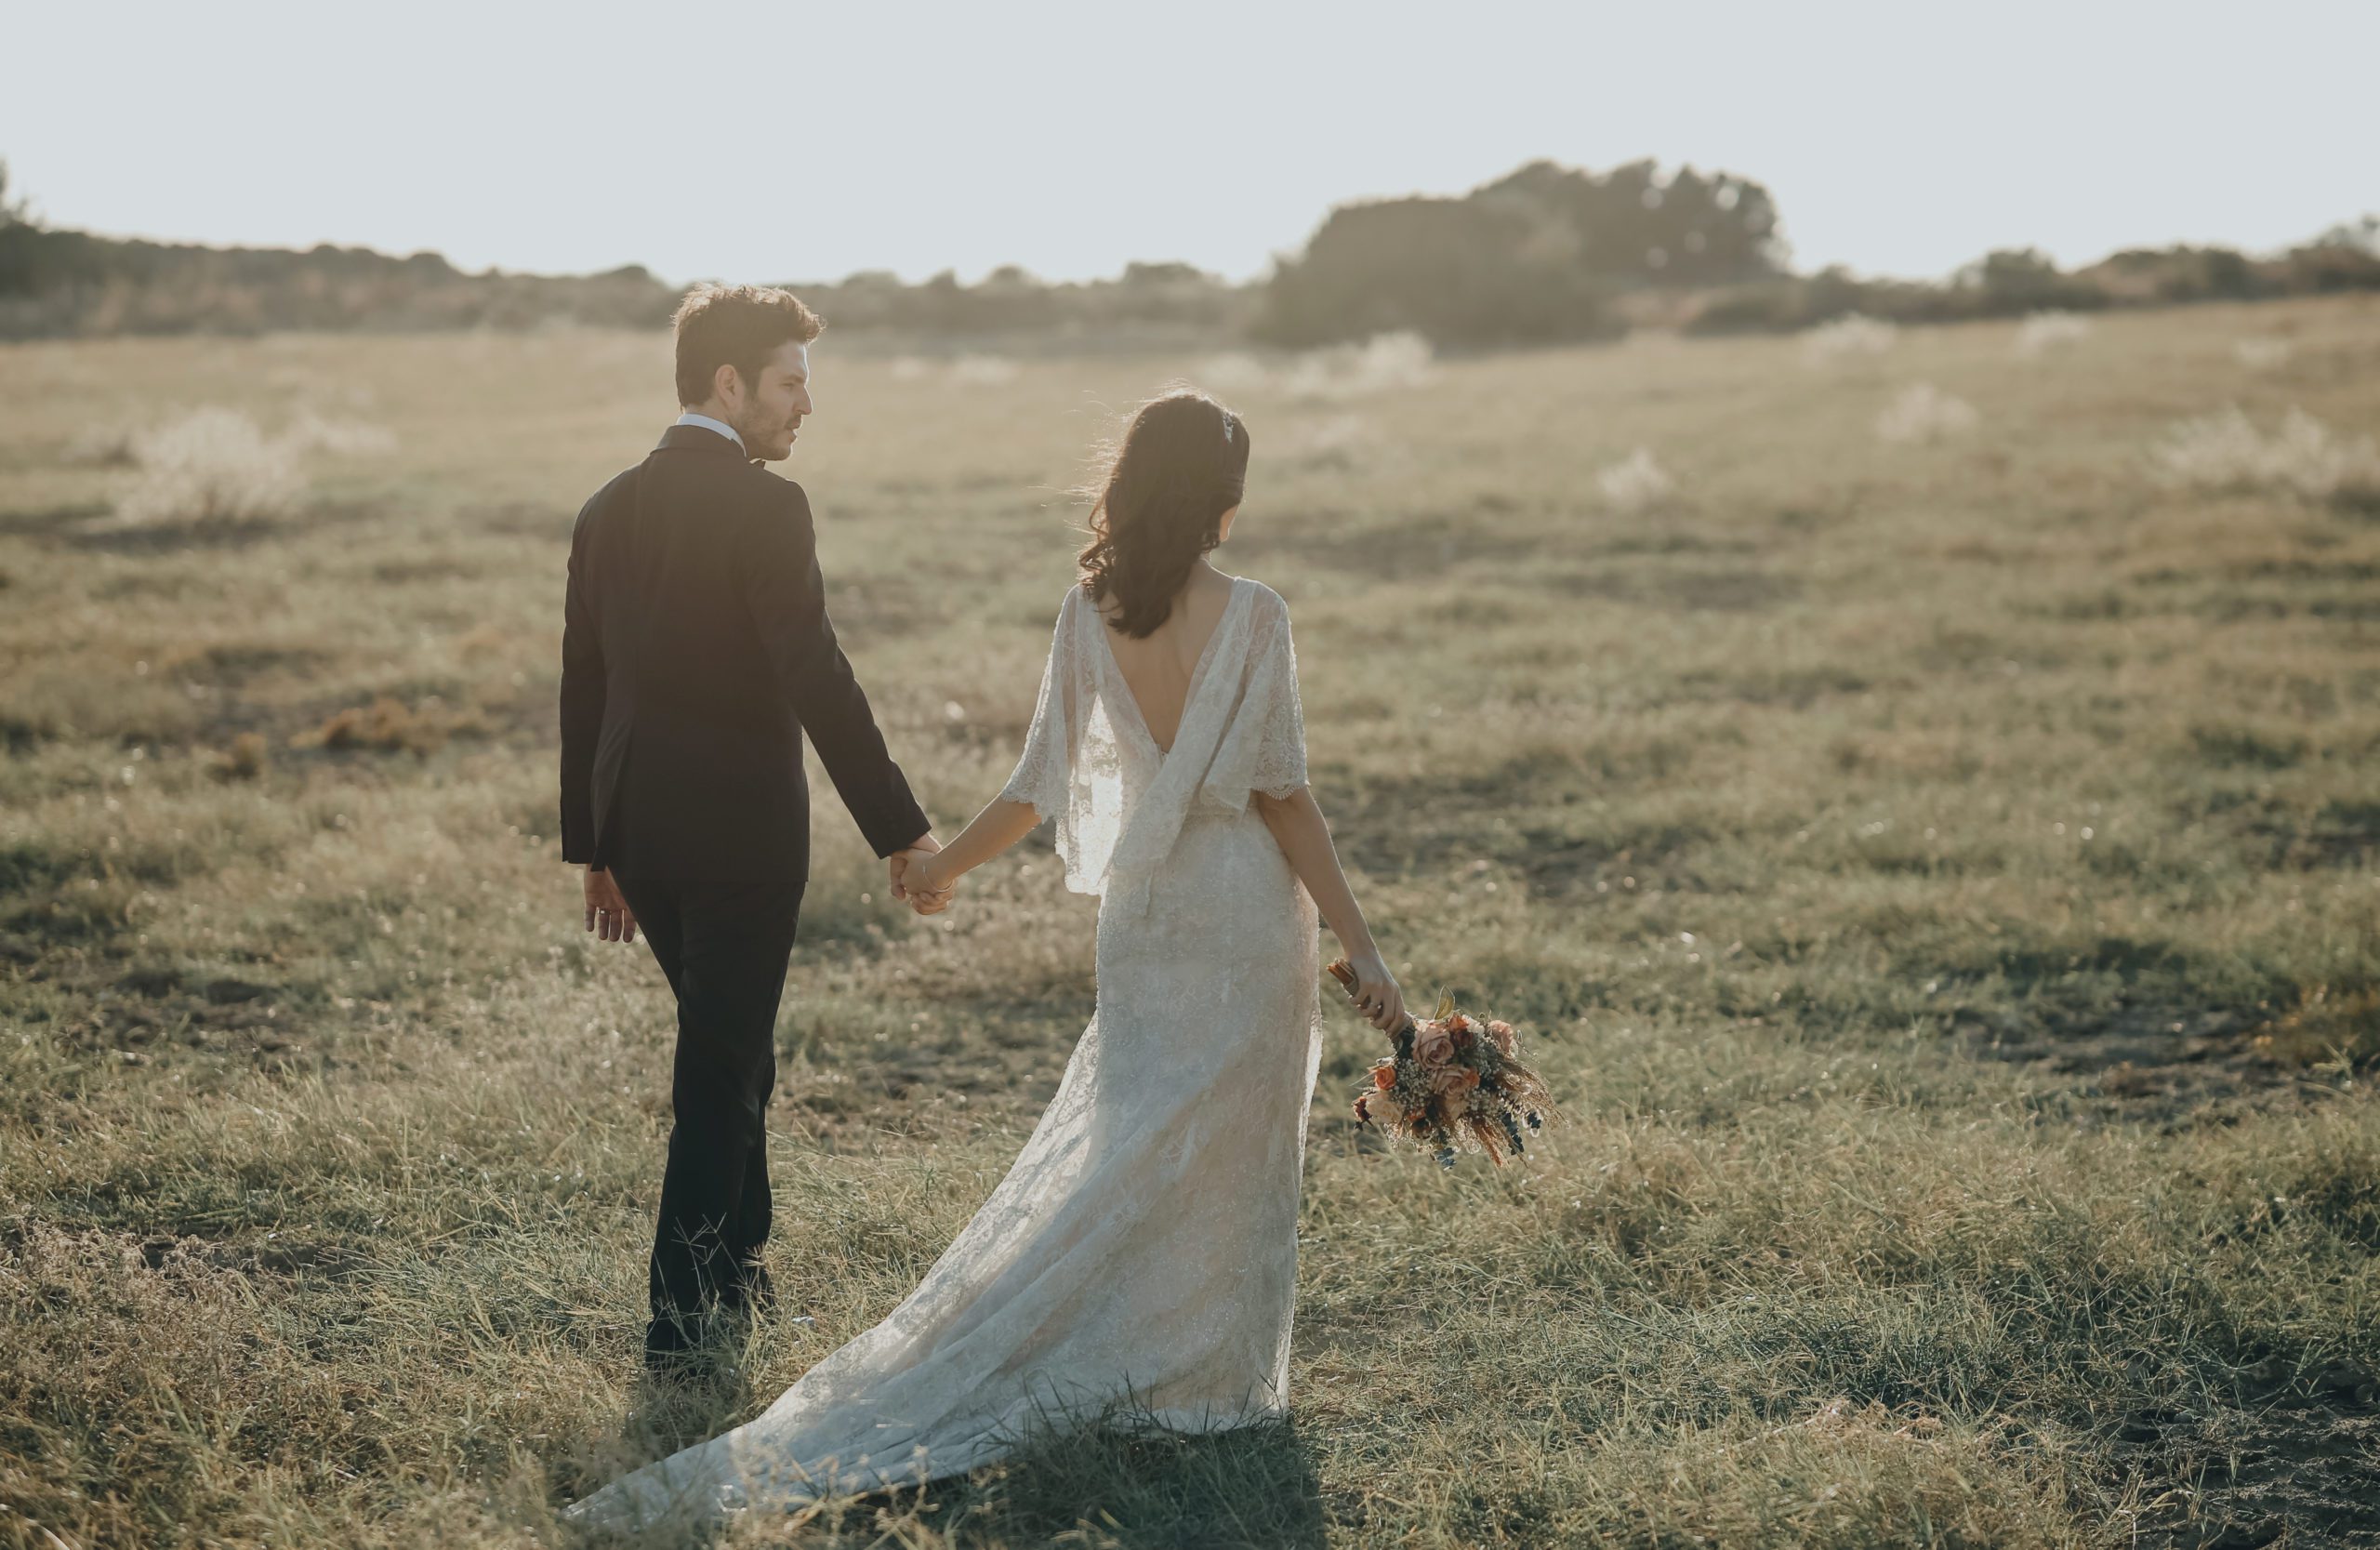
[560,282,952,1371]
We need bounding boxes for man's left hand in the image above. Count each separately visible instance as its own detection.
[583,867,638,944]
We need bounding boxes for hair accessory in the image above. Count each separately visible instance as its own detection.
[1221,412,1236,445]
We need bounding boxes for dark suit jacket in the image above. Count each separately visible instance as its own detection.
[559,423,929,881]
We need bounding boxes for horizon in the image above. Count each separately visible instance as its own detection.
[7,0,2375,291]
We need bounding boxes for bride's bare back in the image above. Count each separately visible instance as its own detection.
[1093,565,1237,753]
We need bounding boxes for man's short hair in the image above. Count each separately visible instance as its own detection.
[672,284,825,406]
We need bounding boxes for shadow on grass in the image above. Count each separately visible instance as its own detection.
[617,1355,760,1462]
[936,1415,1327,1550]
[0,497,388,554]
[570,1388,1325,1549]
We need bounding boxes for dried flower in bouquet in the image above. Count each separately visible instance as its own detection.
[1328,960,1559,1169]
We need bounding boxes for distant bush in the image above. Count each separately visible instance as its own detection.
[1597,447,1675,514]
[802,261,1252,349]
[1801,312,1897,364]
[112,409,304,527]
[2013,311,2093,358]
[293,696,481,757]
[213,732,268,782]
[1255,158,1781,350]
[1256,193,1620,350]
[1684,267,1956,336]
[1960,248,2107,314]
[2087,244,2265,304]
[2233,336,2293,371]
[98,405,397,528]
[0,185,1256,345]
[1875,384,1979,444]
[1686,220,2380,338]
[2152,406,2380,509]
[1197,332,1436,401]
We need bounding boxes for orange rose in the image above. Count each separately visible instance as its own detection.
[1370,1063,1396,1091]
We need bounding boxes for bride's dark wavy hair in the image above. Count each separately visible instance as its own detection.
[1075,387,1250,639]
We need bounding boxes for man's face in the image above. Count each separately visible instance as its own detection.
[731,339,813,461]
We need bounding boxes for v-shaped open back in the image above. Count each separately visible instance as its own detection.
[992,575,1307,917]
[1090,576,1250,757]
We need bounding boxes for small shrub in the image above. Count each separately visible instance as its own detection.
[1193,334,1435,401]
[2250,983,2380,1068]
[2013,310,2092,358]
[112,408,304,527]
[2152,405,2380,508]
[2234,336,2293,371]
[290,696,474,757]
[1800,312,1896,364]
[1597,447,1675,514]
[1874,383,1979,444]
[212,732,268,781]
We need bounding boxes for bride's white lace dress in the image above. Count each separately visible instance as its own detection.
[563,575,1322,1533]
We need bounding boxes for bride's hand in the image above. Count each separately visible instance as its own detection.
[903,850,956,915]
[1342,947,1405,1034]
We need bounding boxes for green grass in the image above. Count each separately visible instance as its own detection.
[2,296,2377,1547]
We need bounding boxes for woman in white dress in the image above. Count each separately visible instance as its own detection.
[563,388,1406,1534]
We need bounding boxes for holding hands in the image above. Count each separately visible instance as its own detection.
[890,834,957,916]
[881,798,1046,921]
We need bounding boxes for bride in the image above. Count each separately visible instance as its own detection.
[563,387,1406,1532]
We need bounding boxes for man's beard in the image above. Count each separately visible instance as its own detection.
[734,411,793,458]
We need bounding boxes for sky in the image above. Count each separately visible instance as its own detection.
[5,0,2373,288]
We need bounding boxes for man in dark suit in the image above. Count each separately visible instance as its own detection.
[560,282,952,1371]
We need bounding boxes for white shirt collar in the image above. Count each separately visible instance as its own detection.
[673,410,746,454]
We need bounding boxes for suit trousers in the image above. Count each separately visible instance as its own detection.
[612,870,806,1358]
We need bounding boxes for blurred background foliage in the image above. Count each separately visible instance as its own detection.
[4,155,2374,350]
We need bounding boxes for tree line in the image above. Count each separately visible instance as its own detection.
[1,158,2373,348]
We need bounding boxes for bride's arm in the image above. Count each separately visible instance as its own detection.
[1256,788,1406,1033]
[901,797,1041,901]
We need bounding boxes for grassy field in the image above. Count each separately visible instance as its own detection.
[3,296,2377,1549]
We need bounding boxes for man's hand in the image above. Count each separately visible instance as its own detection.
[889,832,936,903]
[582,867,638,944]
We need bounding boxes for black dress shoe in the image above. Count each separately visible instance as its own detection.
[729,1262,776,1317]
[641,1338,702,1381]
[642,1308,717,1373]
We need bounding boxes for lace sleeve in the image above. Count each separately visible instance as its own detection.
[1200,584,1308,815]
[998,588,1078,825]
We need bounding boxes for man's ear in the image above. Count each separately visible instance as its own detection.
[712,361,743,410]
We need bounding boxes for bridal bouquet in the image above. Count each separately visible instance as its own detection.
[1329,960,1558,1169]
